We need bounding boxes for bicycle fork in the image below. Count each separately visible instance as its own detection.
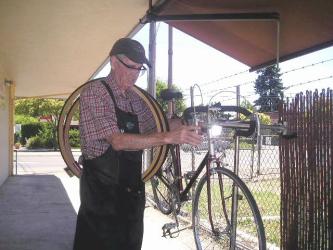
[206,160,238,250]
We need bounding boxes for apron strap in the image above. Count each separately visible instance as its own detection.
[101,80,118,108]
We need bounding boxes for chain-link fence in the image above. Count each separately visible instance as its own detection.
[146,130,282,249]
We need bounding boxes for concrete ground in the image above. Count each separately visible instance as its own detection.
[0,150,196,250]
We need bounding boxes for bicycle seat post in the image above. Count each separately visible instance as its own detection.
[160,88,183,118]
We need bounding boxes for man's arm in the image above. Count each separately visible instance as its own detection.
[106,125,201,151]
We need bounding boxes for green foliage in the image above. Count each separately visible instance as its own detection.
[15,98,64,121]
[25,123,57,149]
[15,98,64,149]
[41,123,58,149]
[254,65,284,112]
[69,129,80,148]
[20,123,43,145]
[240,99,271,125]
[258,113,271,125]
[155,80,186,117]
[26,136,45,149]
[26,135,53,149]
[15,115,38,124]
[240,99,254,112]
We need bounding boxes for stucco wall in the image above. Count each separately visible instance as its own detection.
[0,56,10,186]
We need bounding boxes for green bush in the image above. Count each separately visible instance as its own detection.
[24,122,58,149]
[26,134,54,149]
[20,122,43,145]
[69,129,80,148]
[40,123,58,148]
[26,136,44,149]
[15,115,38,124]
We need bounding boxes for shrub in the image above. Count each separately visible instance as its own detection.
[20,122,43,145]
[26,134,54,149]
[26,136,44,149]
[24,123,58,149]
[15,115,38,124]
[69,129,80,148]
[40,123,58,148]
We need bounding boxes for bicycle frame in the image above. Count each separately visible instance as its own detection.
[153,91,291,248]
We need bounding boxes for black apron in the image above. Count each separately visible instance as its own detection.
[73,80,145,250]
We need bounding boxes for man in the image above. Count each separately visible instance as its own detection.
[74,38,201,250]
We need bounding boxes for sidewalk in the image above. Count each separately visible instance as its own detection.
[0,174,196,250]
[0,175,77,250]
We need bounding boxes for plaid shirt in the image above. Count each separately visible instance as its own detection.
[79,74,156,159]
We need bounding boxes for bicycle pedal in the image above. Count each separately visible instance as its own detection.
[184,171,196,180]
[162,222,177,237]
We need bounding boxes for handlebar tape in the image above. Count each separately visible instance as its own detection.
[183,105,252,120]
[183,105,255,137]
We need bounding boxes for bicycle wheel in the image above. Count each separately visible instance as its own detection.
[192,166,266,250]
[151,144,181,214]
[58,78,169,181]
[150,172,173,215]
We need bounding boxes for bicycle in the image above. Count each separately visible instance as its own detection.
[58,80,292,249]
[150,88,294,249]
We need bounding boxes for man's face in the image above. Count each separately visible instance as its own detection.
[111,55,145,92]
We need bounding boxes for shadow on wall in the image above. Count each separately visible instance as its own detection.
[0,175,77,250]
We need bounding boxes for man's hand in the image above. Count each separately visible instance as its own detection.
[166,125,202,146]
[106,124,202,151]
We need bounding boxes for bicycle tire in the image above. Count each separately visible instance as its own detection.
[57,78,169,181]
[192,166,266,250]
[150,173,173,215]
[151,151,176,215]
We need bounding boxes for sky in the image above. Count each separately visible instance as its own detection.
[96,22,333,107]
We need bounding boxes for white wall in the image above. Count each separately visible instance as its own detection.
[0,56,10,187]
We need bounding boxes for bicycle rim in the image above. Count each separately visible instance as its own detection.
[57,79,169,181]
[192,167,266,250]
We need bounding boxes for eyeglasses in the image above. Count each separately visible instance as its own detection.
[116,56,147,76]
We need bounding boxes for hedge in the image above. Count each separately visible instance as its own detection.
[20,122,43,145]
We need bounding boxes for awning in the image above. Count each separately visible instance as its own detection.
[1,0,332,97]
[144,0,333,71]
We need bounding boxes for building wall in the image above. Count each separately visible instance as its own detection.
[0,56,10,186]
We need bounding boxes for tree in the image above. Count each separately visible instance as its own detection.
[254,65,284,112]
[155,80,186,117]
[15,98,65,149]
[15,98,64,121]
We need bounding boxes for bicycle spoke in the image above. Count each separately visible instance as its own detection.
[193,167,266,250]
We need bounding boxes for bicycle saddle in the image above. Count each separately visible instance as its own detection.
[160,89,183,101]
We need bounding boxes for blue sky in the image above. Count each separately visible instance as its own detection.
[96,22,333,106]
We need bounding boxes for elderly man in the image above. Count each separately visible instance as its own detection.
[73,38,201,250]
